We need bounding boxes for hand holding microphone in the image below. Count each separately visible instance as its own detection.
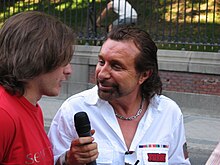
[59,112,98,165]
[73,112,97,165]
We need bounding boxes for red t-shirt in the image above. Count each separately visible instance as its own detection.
[0,86,54,165]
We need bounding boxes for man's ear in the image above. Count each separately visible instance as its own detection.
[139,70,152,84]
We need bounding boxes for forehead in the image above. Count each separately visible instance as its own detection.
[100,39,140,59]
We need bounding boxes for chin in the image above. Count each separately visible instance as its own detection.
[98,90,112,101]
[53,90,60,96]
[47,89,60,97]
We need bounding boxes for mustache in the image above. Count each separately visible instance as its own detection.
[97,79,111,85]
[97,79,117,88]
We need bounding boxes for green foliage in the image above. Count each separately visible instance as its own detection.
[0,0,219,52]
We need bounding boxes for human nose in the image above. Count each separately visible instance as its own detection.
[97,64,111,80]
[64,63,72,75]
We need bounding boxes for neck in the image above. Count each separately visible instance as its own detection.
[115,96,145,120]
[23,89,41,106]
[23,80,41,106]
[113,95,146,120]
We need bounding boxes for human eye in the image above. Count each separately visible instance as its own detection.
[98,59,105,66]
[112,63,123,71]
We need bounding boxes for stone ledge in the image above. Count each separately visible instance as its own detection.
[71,45,220,75]
[163,90,220,117]
[158,50,220,75]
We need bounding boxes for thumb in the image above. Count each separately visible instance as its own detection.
[91,129,95,135]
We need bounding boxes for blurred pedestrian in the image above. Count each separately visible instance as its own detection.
[96,0,137,31]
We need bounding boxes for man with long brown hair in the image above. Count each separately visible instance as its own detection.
[0,11,75,164]
[49,25,190,165]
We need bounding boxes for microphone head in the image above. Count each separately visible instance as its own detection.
[74,112,91,137]
[74,112,97,165]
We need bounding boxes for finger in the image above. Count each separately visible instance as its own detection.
[83,152,99,163]
[74,148,99,164]
[72,137,94,146]
[76,145,98,158]
[71,152,98,164]
[70,139,98,156]
[91,129,95,135]
[79,142,98,154]
[67,142,99,164]
[71,142,98,154]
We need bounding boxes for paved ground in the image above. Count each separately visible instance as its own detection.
[39,97,220,165]
[183,113,220,164]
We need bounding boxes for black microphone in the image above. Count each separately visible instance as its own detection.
[74,112,97,165]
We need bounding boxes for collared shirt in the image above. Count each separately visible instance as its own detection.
[48,86,190,165]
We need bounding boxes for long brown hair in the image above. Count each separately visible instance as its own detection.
[0,11,75,96]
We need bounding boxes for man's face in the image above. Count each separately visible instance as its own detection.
[95,39,144,101]
[29,63,72,98]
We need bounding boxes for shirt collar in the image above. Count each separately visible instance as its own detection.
[84,86,162,112]
[149,94,162,112]
[84,85,101,105]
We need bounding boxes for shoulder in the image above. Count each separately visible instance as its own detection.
[159,95,181,109]
[153,94,183,117]
[0,108,16,146]
[57,86,99,115]
[0,89,23,136]
[151,95,185,133]
[0,87,20,121]
[65,86,98,104]
[0,108,16,127]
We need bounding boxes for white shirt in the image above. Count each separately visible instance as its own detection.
[112,0,137,20]
[48,86,191,165]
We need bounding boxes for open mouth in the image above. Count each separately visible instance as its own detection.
[98,83,113,92]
